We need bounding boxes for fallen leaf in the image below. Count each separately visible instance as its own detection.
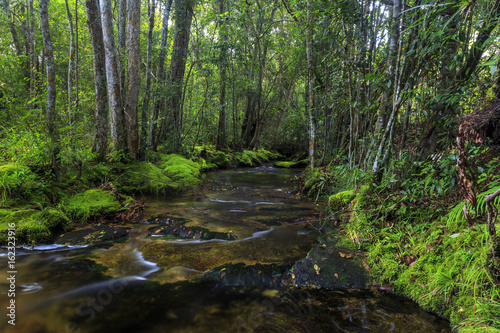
[334,273,338,278]
[155,229,162,233]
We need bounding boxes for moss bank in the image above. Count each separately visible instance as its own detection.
[334,185,500,332]
[0,207,71,244]
[64,189,122,222]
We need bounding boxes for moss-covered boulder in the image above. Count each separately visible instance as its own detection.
[328,190,355,211]
[117,161,176,194]
[160,154,203,187]
[0,207,71,245]
[64,189,122,222]
[274,160,307,168]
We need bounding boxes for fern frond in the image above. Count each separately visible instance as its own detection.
[446,184,500,230]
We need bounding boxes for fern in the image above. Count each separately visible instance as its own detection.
[447,185,500,230]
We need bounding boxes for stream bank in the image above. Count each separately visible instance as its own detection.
[1,165,451,332]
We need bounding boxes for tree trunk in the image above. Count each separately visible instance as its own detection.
[100,0,126,152]
[216,0,228,150]
[29,0,37,110]
[140,0,156,158]
[306,0,315,171]
[149,0,173,151]
[159,0,195,151]
[124,0,140,159]
[39,0,61,177]
[117,0,127,101]
[85,0,108,162]
[65,0,76,144]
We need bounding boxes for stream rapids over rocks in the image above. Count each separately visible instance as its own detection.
[0,165,451,332]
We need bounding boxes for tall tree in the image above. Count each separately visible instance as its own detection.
[124,0,141,158]
[158,0,195,151]
[39,0,61,177]
[216,0,228,150]
[100,0,126,152]
[306,0,315,171]
[117,0,127,100]
[85,0,108,162]
[149,0,174,151]
[140,0,156,157]
[65,0,76,142]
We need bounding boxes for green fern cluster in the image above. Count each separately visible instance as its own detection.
[447,185,500,231]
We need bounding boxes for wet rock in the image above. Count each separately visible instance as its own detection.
[202,263,287,289]
[56,225,129,246]
[286,234,371,289]
[147,224,237,241]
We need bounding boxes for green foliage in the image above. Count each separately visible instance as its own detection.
[0,207,71,245]
[63,189,122,222]
[328,190,355,211]
[447,185,500,231]
[160,154,203,188]
[115,161,177,194]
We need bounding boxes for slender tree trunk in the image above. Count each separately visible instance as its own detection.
[39,0,61,177]
[140,0,156,158]
[159,0,195,151]
[124,0,140,159]
[306,0,315,171]
[149,0,173,151]
[29,0,37,110]
[100,0,126,152]
[216,0,228,150]
[117,0,127,101]
[65,0,76,145]
[85,0,108,162]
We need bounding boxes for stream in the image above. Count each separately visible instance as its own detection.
[0,166,451,332]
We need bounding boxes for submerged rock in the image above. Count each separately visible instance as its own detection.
[56,225,129,245]
[147,224,237,241]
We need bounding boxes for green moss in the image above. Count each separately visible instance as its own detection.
[0,207,70,244]
[328,190,355,211]
[160,154,203,188]
[64,189,122,222]
[302,171,320,195]
[117,161,176,194]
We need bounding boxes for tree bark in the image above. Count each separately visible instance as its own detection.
[124,0,141,159]
[100,0,126,152]
[65,0,76,143]
[85,0,108,162]
[39,0,61,177]
[149,0,174,151]
[216,0,228,150]
[140,0,156,158]
[117,0,127,101]
[306,0,315,171]
[159,0,195,151]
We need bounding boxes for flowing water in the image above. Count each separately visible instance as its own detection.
[0,166,451,332]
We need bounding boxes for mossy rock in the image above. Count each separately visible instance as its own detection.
[274,159,308,168]
[160,154,203,187]
[64,189,122,222]
[116,161,176,194]
[328,190,355,211]
[234,151,254,167]
[302,171,321,195]
[0,207,71,245]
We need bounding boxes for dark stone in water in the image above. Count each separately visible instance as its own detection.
[148,225,237,241]
[202,262,287,288]
[144,215,188,225]
[56,225,129,245]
